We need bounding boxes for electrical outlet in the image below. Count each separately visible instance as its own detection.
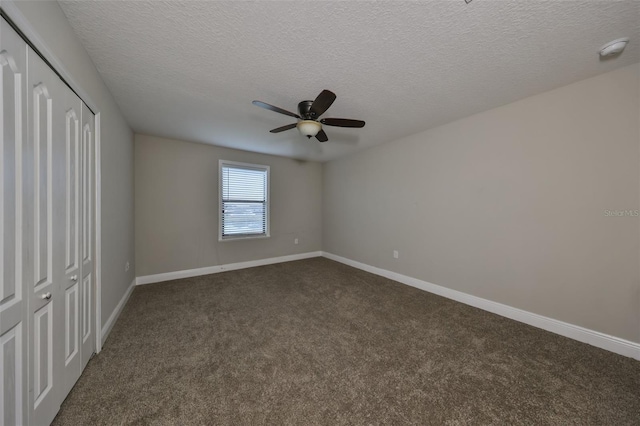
[125,261,130,272]
[294,238,299,245]
[393,250,399,259]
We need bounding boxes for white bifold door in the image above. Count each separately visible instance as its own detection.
[1,17,96,426]
[0,17,29,426]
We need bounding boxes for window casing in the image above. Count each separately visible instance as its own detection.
[219,160,270,241]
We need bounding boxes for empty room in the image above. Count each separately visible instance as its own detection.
[1,0,639,425]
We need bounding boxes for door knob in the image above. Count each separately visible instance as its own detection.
[70,275,78,282]
[41,292,52,300]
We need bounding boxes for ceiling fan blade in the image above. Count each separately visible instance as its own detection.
[310,90,336,117]
[320,118,366,128]
[315,129,329,142]
[252,100,300,119]
[269,123,297,133]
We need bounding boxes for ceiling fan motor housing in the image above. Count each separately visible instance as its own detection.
[298,100,317,119]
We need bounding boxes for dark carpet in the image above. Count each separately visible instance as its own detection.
[52,257,640,425]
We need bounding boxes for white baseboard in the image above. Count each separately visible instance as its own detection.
[101,278,136,346]
[322,252,640,361]
[135,251,323,286]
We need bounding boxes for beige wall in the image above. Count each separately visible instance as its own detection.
[7,1,136,328]
[323,63,640,343]
[135,134,322,276]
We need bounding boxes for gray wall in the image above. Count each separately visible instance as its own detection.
[8,1,136,327]
[323,63,640,343]
[135,134,322,276]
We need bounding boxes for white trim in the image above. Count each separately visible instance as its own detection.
[94,113,102,353]
[322,252,640,361]
[100,278,135,346]
[136,251,322,286]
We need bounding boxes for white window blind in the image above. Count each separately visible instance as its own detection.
[220,161,269,239]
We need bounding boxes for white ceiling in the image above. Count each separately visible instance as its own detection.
[58,0,640,162]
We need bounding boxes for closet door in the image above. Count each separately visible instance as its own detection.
[27,43,84,426]
[0,18,28,426]
[2,17,95,425]
[60,85,83,400]
[27,41,64,426]
[80,103,95,369]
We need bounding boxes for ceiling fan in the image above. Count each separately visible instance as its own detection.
[252,90,365,142]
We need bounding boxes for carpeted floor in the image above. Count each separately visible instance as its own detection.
[52,257,640,425]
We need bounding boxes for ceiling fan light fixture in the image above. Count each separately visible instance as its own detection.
[297,120,321,137]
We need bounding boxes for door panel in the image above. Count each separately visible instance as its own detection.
[61,89,83,399]
[64,283,79,365]
[32,83,51,293]
[80,104,95,368]
[0,18,28,426]
[28,46,64,426]
[81,273,91,343]
[32,303,53,407]
[81,119,92,269]
[1,324,23,426]
[65,110,79,275]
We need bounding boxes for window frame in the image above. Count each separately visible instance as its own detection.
[218,159,270,242]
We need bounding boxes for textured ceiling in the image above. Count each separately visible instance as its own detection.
[58,0,640,162]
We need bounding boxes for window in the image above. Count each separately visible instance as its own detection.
[219,160,270,240]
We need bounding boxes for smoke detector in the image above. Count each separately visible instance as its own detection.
[599,38,629,57]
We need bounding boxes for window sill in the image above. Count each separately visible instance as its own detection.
[219,234,270,242]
